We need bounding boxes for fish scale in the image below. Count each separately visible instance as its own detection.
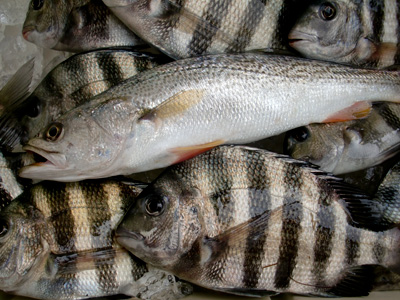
[103,0,300,59]
[117,145,400,297]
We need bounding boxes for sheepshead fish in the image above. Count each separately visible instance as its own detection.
[289,0,400,68]
[18,53,400,182]
[284,102,400,175]
[372,159,400,227]
[0,178,192,299]
[103,0,302,59]
[0,49,165,151]
[23,0,145,52]
[116,145,400,297]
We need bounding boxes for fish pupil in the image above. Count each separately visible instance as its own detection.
[32,0,44,10]
[0,219,9,238]
[45,122,63,141]
[319,2,336,21]
[145,196,165,216]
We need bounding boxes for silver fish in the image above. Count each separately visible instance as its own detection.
[0,178,192,299]
[117,145,400,297]
[23,0,145,52]
[18,53,400,182]
[0,49,165,151]
[284,103,400,175]
[0,151,23,210]
[289,0,400,68]
[103,0,300,59]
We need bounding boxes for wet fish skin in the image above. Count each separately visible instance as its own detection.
[103,0,301,59]
[18,53,400,182]
[0,49,164,151]
[23,0,145,52]
[117,145,400,297]
[0,178,191,299]
[289,0,400,68]
[0,152,23,210]
[284,102,400,174]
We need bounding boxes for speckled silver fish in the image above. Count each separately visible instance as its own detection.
[284,103,400,175]
[22,0,145,52]
[0,178,192,299]
[0,49,166,151]
[18,53,400,182]
[289,0,400,68]
[0,151,23,210]
[103,0,301,59]
[117,145,400,297]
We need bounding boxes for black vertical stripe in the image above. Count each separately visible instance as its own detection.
[379,103,400,131]
[98,52,125,89]
[274,163,303,290]
[242,150,269,288]
[187,0,231,56]
[370,0,385,44]
[345,226,360,265]
[372,235,386,264]
[226,0,268,52]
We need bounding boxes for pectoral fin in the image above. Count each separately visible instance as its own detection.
[323,102,372,123]
[139,89,205,129]
[170,139,225,164]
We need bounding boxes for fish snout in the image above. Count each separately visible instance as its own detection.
[22,27,33,41]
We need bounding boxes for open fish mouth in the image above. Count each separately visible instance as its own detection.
[288,31,316,45]
[20,145,67,170]
[115,226,145,241]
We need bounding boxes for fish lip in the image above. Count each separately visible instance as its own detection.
[115,226,145,241]
[22,26,34,41]
[22,145,67,169]
[288,31,317,45]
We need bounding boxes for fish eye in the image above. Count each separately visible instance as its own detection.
[319,2,336,21]
[144,196,166,217]
[0,219,9,238]
[23,96,41,118]
[288,127,310,143]
[45,122,63,141]
[32,0,44,10]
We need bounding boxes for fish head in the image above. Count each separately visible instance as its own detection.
[284,123,348,173]
[22,0,73,48]
[0,199,50,291]
[289,0,363,63]
[117,174,203,269]
[19,98,133,182]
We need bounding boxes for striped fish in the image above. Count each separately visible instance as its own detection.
[22,0,145,52]
[289,0,400,68]
[284,102,400,175]
[103,0,301,59]
[117,145,400,297]
[0,48,168,151]
[0,178,192,299]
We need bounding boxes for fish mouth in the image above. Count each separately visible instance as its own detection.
[22,26,34,41]
[288,31,316,46]
[18,145,67,179]
[115,226,145,241]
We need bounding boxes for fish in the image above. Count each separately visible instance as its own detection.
[18,53,400,182]
[0,151,23,210]
[0,48,166,151]
[284,102,400,175]
[0,177,192,299]
[116,145,400,297]
[289,0,400,68]
[22,0,145,52]
[372,159,400,228]
[102,0,302,59]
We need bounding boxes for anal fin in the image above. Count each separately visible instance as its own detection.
[326,265,377,297]
[323,102,372,123]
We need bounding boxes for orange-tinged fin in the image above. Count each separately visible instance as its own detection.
[170,140,225,164]
[323,102,372,123]
[139,89,205,128]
